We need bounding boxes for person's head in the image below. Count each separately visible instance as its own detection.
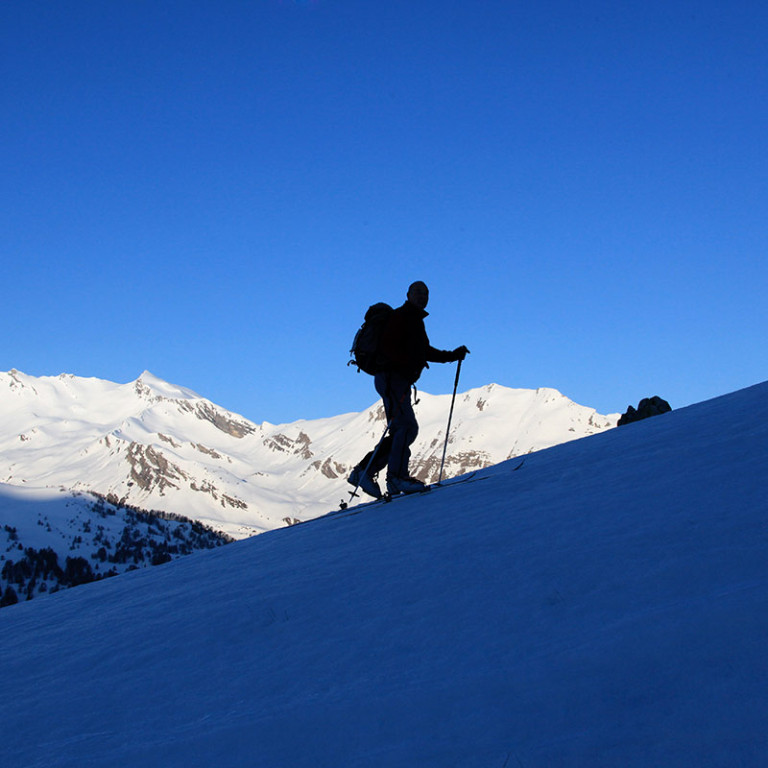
[406,281,429,310]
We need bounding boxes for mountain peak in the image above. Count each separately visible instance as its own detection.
[134,371,200,402]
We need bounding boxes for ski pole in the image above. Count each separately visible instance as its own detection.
[437,358,462,485]
[343,419,391,508]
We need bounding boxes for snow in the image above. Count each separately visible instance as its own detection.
[0,370,619,537]
[1,380,766,765]
[0,483,230,602]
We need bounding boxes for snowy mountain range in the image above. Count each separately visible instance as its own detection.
[1,380,765,766]
[0,369,618,540]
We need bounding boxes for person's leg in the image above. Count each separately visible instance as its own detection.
[347,378,396,499]
[375,373,418,481]
[356,435,392,476]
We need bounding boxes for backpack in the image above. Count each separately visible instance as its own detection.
[348,302,393,374]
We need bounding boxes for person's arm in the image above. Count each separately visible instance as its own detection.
[426,344,470,363]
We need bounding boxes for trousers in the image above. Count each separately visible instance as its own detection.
[358,372,418,480]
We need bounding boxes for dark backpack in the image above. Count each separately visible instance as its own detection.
[348,302,393,374]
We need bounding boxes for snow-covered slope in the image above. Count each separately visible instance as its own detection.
[1,381,765,766]
[0,484,230,606]
[0,370,618,537]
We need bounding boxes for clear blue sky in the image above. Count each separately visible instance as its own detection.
[2,0,766,423]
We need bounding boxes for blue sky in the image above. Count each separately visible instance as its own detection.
[2,0,766,423]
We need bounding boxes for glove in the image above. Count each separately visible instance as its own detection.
[452,345,470,362]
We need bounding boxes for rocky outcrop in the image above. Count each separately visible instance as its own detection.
[263,431,313,459]
[177,400,256,438]
[126,444,187,495]
[617,396,672,426]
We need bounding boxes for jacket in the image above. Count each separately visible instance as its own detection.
[377,301,455,384]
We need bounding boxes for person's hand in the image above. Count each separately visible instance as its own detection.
[452,345,470,361]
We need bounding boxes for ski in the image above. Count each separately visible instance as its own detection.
[292,459,525,529]
[332,471,486,519]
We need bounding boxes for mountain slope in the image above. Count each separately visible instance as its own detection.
[1,381,765,766]
[0,484,231,606]
[0,370,618,537]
